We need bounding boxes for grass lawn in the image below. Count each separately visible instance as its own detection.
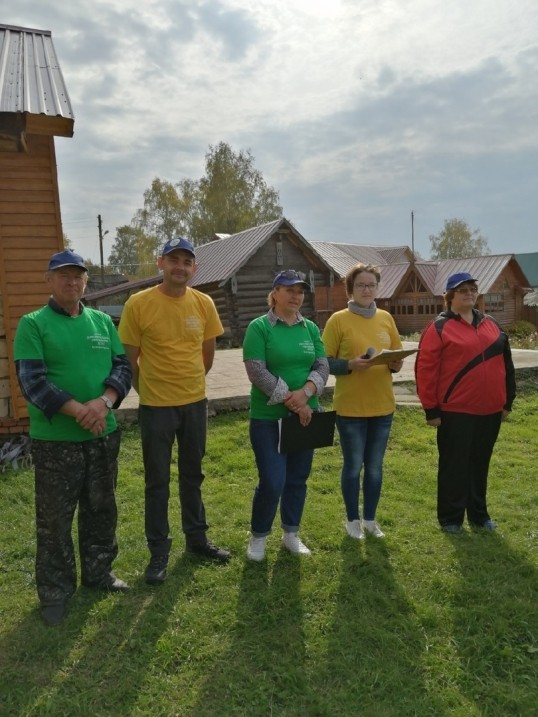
[0,371,537,717]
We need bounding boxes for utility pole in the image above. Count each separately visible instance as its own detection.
[411,210,415,258]
[97,214,109,288]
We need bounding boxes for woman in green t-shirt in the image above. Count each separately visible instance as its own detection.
[242,270,329,562]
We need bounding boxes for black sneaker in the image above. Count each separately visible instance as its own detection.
[41,603,67,627]
[187,541,231,563]
[83,572,130,592]
[145,555,169,585]
[441,523,463,534]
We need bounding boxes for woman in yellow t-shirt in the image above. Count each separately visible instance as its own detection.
[322,263,403,540]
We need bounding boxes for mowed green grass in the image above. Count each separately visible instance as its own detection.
[0,371,537,717]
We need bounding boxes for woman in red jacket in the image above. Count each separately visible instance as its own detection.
[415,272,516,533]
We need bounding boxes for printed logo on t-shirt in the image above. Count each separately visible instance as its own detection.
[376,331,390,346]
[87,333,111,350]
[185,316,202,330]
[298,339,315,355]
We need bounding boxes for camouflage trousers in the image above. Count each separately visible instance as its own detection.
[31,430,121,606]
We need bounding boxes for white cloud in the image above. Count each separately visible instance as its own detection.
[4,0,538,261]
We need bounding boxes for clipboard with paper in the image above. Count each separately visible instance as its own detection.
[365,348,418,366]
[278,411,337,453]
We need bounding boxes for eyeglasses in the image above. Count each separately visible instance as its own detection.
[455,286,478,294]
[354,283,378,291]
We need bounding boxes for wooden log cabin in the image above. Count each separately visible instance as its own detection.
[0,24,74,434]
[84,218,336,346]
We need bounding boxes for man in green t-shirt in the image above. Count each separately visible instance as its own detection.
[14,249,132,626]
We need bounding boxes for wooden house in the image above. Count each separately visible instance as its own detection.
[84,218,336,344]
[310,241,531,333]
[0,24,74,434]
[189,218,335,343]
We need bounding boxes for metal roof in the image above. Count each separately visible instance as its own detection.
[192,217,334,287]
[376,263,410,298]
[515,252,538,286]
[372,246,413,264]
[309,242,386,278]
[0,23,74,124]
[191,219,285,286]
[414,262,438,293]
[431,255,513,295]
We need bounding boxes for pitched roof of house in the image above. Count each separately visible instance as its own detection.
[192,219,283,286]
[515,252,538,286]
[372,246,414,264]
[309,242,521,298]
[0,23,74,136]
[430,255,518,295]
[192,217,331,287]
[309,242,386,278]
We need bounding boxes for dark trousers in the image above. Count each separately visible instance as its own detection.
[436,411,502,527]
[32,431,121,606]
[139,401,209,556]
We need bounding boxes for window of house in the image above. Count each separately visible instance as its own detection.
[484,293,504,313]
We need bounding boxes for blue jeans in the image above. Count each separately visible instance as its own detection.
[336,414,394,522]
[249,419,314,536]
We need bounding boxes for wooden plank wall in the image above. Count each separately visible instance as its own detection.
[0,134,64,431]
[197,232,332,345]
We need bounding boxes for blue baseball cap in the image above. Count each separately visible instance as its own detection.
[48,249,87,272]
[162,236,195,258]
[446,272,478,290]
[272,269,310,289]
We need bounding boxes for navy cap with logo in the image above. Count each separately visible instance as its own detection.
[445,272,478,290]
[48,249,88,272]
[161,236,196,258]
[272,269,310,289]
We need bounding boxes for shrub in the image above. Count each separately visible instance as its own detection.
[504,320,537,339]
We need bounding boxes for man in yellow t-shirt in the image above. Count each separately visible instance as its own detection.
[119,237,230,583]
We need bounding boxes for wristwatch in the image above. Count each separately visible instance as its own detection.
[303,385,314,398]
[99,395,114,410]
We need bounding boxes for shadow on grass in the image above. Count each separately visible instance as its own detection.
[0,553,197,716]
[447,530,538,715]
[314,537,447,717]
[188,549,306,717]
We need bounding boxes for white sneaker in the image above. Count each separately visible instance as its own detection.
[345,520,365,540]
[282,532,311,555]
[247,535,267,561]
[362,519,385,538]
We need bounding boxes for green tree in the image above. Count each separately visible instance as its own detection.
[191,142,282,244]
[429,218,490,259]
[108,225,156,278]
[109,143,283,277]
[133,177,192,253]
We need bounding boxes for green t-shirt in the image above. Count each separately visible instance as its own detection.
[14,305,124,441]
[243,315,325,419]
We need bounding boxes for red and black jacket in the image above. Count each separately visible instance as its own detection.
[415,309,516,420]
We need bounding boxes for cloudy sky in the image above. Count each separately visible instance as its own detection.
[7,0,538,263]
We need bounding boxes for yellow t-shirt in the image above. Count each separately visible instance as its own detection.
[119,286,223,406]
[322,308,402,417]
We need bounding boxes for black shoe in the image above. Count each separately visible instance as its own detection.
[187,541,231,563]
[470,519,497,531]
[83,573,130,592]
[41,603,67,627]
[441,523,463,534]
[145,555,168,585]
